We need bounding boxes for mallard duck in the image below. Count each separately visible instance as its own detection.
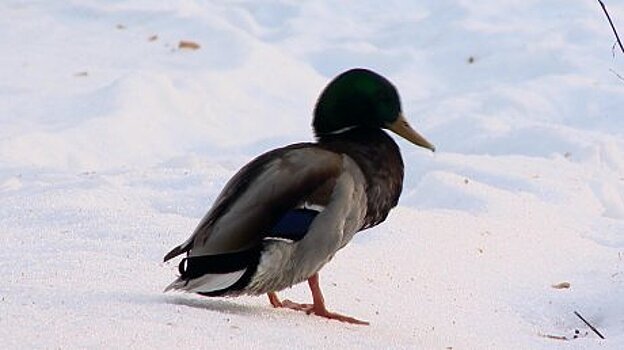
[164,68,435,324]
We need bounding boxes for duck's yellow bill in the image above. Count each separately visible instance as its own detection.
[387,113,435,152]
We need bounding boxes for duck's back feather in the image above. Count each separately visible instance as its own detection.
[164,144,343,262]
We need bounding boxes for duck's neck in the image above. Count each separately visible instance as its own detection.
[317,127,404,229]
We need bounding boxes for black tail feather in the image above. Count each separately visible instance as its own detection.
[179,248,259,280]
[163,243,191,262]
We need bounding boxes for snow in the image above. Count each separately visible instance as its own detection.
[1,0,623,348]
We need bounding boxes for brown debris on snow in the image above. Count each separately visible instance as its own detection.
[178,40,200,50]
[551,282,571,289]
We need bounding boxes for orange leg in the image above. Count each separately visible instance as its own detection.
[266,273,369,325]
[267,291,282,308]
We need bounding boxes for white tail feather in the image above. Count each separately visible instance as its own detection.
[164,269,246,293]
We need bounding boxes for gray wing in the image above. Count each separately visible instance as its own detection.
[163,144,343,261]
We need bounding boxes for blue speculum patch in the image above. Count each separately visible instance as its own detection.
[268,208,320,241]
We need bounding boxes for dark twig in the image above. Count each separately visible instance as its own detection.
[597,0,624,55]
[609,68,624,81]
[538,333,568,341]
[574,311,606,339]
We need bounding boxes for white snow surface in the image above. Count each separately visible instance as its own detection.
[1,1,624,349]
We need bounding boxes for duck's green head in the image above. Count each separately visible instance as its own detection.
[313,68,435,152]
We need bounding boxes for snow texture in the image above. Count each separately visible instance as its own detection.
[1,1,623,349]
